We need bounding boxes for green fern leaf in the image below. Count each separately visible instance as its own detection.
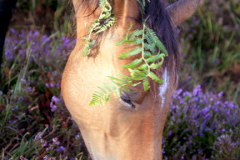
[123,85,131,92]
[132,38,142,45]
[143,51,152,58]
[145,53,165,63]
[137,63,148,70]
[143,78,150,91]
[115,39,135,46]
[134,69,147,78]
[130,76,145,81]
[118,87,123,96]
[115,39,127,46]
[146,28,168,56]
[129,29,144,39]
[99,0,106,8]
[108,76,128,84]
[101,83,112,92]
[132,82,141,86]
[125,24,134,39]
[118,47,142,59]
[89,83,114,106]
[150,58,164,69]
[94,91,104,96]
[115,73,131,80]
[82,43,90,57]
[122,58,142,69]
[144,34,154,44]
[144,43,155,54]
[97,86,107,94]
[149,72,164,84]
[90,40,96,47]
[104,94,110,102]
[112,81,123,87]
[116,25,135,45]
[107,83,117,90]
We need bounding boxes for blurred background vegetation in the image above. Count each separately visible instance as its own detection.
[0,0,240,159]
[177,0,240,104]
[11,0,74,35]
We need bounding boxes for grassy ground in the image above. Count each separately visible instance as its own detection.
[0,0,240,159]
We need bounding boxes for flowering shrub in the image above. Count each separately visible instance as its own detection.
[162,85,240,159]
[1,28,76,95]
[212,134,240,159]
[0,29,87,159]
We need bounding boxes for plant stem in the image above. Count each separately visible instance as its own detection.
[141,23,151,75]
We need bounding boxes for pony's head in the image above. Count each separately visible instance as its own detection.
[62,0,200,159]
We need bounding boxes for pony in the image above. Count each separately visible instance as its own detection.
[61,0,201,159]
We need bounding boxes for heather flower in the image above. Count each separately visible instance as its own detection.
[188,34,193,38]
[41,139,47,147]
[75,134,80,139]
[50,96,59,111]
[43,156,52,160]
[50,82,54,88]
[213,134,240,159]
[35,132,42,140]
[60,146,65,151]
[52,137,60,145]
[52,96,59,103]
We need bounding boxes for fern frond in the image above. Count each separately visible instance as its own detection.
[122,58,143,69]
[137,63,148,70]
[107,76,128,84]
[144,34,154,44]
[146,28,168,56]
[144,43,155,54]
[143,78,150,91]
[118,47,142,59]
[82,43,90,57]
[123,85,131,92]
[89,82,116,106]
[149,72,164,83]
[101,83,112,92]
[145,53,165,63]
[115,73,131,80]
[129,30,144,39]
[150,57,164,69]
[99,0,106,8]
[143,51,152,58]
[132,38,142,45]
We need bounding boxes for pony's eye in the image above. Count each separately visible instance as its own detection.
[120,95,135,108]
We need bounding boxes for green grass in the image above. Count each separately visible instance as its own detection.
[178,0,240,104]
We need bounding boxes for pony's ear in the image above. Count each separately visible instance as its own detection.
[166,0,201,26]
[113,0,141,29]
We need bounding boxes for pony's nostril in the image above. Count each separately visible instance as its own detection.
[120,95,135,108]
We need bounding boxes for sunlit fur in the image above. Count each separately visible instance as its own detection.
[62,0,200,159]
